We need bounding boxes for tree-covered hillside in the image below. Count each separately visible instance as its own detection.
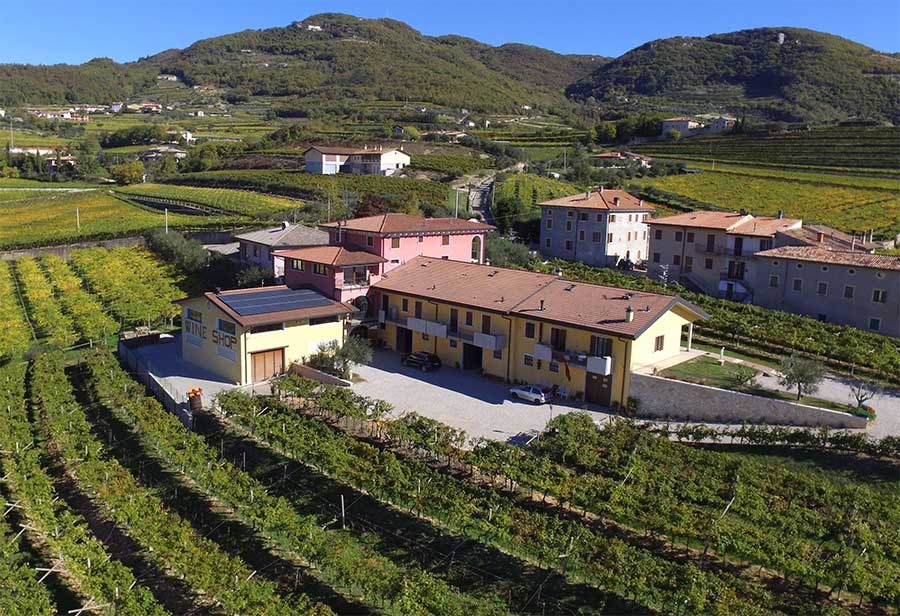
[566,27,900,122]
[0,14,595,112]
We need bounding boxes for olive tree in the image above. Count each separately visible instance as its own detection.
[777,355,825,400]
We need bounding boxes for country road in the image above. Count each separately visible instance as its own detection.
[466,175,495,224]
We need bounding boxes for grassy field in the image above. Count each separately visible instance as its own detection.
[635,169,900,239]
[634,126,900,170]
[114,183,301,216]
[0,189,234,249]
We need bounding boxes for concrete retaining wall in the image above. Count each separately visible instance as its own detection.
[289,363,352,387]
[0,236,146,260]
[631,373,868,429]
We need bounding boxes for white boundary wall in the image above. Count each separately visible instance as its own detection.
[631,373,868,429]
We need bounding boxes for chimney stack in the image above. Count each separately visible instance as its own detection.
[869,229,874,243]
[851,233,856,251]
[539,299,545,311]
[816,231,825,243]
[613,197,620,206]
[625,305,634,323]
[599,186,604,193]
[777,209,784,219]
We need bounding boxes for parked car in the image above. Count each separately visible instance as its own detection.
[401,352,442,372]
[509,384,554,404]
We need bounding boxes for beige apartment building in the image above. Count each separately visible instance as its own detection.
[751,247,900,336]
[647,211,802,301]
[539,189,655,267]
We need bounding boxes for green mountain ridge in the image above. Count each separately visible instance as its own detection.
[0,19,896,123]
[566,27,900,122]
[0,13,602,112]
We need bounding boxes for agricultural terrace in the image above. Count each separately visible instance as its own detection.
[633,126,900,171]
[167,169,450,205]
[14,257,78,347]
[668,162,900,191]
[70,247,182,326]
[0,189,233,250]
[495,172,581,204]
[114,183,302,216]
[409,154,492,175]
[0,262,31,359]
[634,169,900,239]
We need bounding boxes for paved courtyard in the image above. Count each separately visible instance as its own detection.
[352,350,614,444]
[352,349,900,442]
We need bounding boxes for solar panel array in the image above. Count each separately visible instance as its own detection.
[217,288,332,316]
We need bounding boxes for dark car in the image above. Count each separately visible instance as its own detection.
[401,352,442,372]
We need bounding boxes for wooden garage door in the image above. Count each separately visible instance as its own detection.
[251,348,284,382]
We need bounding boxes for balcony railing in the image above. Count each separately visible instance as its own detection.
[341,278,371,290]
[535,343,613,374]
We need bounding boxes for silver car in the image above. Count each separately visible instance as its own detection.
[509,384,553,404]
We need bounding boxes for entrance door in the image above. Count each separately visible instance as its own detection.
[462,343,482,371]
[585,372,612,406]
[251,348,284,382]
[725,282,735,300]
[396,327,413,353]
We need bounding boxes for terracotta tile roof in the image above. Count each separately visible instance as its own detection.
[731,217,802,237]
[778,225,879,252]
[304,146,406,156]
[755,247,900,271]
[372,257,708,339]
[320,213,494,235]
[274,245,387,266]
[234,224,328,247]
[649,211,801,236]
[177,285,352,328]
[539,189,654,211]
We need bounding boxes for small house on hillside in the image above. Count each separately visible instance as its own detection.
[303,146,410,176]
[235,222,329,278]
[660,117,701,138]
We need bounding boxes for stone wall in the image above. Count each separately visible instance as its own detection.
[630,373,868,429]
[0,236,145,260]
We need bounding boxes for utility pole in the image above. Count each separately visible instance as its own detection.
[76,207,80,231]
[165,208,169,234]
[454,188,459,218]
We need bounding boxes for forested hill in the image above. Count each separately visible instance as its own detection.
[566,27,900,122]
[0,13,603,111]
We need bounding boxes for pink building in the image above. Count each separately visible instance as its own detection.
[320,213,494,273]
[277,214,494,319]
[276,245,387,304]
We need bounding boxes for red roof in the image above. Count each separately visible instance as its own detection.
[755,247,900,271]
[274,245,387,267]
[539,189,654,212]
[649,211,801,236]
[373,257,708,339]
[321,213,494,236]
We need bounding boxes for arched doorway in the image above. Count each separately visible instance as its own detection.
[471,236,482,263]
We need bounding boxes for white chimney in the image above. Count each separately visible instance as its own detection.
[613,197,620,206]
[625,305,634,323]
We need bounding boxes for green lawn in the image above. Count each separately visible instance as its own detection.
[659,356,865,416]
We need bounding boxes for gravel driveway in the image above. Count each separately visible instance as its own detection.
[352,350,611,444]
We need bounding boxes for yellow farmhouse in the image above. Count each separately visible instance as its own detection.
[371,257,708,407]
[175,286,351,385]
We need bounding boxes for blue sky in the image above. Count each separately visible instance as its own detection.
[1,0,897,65]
